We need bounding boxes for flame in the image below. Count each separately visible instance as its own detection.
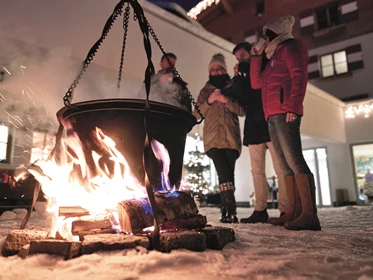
[151,139,174,192]
[17,127,178,235]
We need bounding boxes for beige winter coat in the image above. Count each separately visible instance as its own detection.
[193,82,245,155]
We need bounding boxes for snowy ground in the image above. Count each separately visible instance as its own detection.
[0,205,373,280]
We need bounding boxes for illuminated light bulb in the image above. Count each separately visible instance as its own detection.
[187,0,220,19]
[345,99,373,119]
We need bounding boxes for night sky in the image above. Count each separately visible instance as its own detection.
[148,0,201,11]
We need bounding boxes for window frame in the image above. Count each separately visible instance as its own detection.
[0,125,12,165]
[255,0,265,17]
[319,49,349,78]
[314,1,342,31]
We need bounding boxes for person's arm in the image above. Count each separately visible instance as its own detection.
[250,56,263,89]
[284,41,309,115]
[193,85,212,120]
[225,97,246,117]
[250,43,265,89]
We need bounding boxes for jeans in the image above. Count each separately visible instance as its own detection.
[206,148,239,185]
[248,142,288,212]
[267,114,311,176]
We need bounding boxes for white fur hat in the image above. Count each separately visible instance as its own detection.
[263,15,295,36]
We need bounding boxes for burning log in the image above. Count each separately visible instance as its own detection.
[58,206,90,218]
[71,219,112,234]
[117,191,198,232]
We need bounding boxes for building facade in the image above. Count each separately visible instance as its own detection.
[189,0,373,206]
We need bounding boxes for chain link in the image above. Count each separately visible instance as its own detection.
[62,0,204,122]
[117,4,131,91]
[63,1,126,107]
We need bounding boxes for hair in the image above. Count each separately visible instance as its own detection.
[232,42,252,55]
[161,52,177,62]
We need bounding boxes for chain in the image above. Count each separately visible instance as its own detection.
[146,22,204,123]
[117,4,131,91]
[63,0,127,107]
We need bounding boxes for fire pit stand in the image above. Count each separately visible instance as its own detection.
[9,0,238,256]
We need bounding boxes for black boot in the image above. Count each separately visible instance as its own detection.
[219,182,238,223]
[219,200,227,221]
[240,209,269,223]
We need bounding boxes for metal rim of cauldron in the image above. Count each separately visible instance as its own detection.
[56,98,197,129]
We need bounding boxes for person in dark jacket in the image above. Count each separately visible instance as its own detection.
[193,53,245,223]
[231,42,288,224]
[250,15,321,231]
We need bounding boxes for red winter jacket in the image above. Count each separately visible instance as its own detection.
[250,39,309,120]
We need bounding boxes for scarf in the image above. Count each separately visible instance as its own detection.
[208,74,230,89]
[265,33,294,59]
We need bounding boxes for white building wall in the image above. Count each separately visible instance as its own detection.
[345,113,373,143]
[301,139,357,203]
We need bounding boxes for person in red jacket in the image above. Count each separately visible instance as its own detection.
[250,15,321,231]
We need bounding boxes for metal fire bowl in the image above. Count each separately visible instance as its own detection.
[56,99,197,188]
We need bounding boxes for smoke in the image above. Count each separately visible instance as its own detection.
[137,71,190,111]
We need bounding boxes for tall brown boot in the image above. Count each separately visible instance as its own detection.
[284,174,321,231]
[268,175,301,226]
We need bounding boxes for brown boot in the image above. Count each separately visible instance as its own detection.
[284,174,321,231]
[268,175,301,226]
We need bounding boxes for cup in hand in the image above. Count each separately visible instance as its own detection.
[255,37,265,51]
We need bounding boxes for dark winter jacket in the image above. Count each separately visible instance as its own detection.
[223,58,270,146]
[250,39,309,120]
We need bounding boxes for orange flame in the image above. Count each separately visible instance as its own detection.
[18,127,177,235]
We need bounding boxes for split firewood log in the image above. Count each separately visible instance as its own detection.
[117,191,198,232]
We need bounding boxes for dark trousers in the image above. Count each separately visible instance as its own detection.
[268,114,311,176]
[206,148,239,185]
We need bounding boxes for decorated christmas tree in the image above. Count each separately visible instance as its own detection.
[183,135,215,202]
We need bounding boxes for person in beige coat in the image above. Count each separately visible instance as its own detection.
[194,53,245,223]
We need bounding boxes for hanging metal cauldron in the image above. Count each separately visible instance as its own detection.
[37,0,203,249]
[56,98,196,188]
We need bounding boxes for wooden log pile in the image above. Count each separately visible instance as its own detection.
[1,191,236,259]
[117,191,199,232]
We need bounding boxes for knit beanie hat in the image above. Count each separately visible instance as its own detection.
[208,53,227,73]
[232,42,252,55]
[263,15,295,37]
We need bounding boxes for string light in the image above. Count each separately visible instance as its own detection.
[187,0,220,19]
[345,99,373,119]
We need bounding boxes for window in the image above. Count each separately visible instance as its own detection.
[30,131,55,163]
[315,2,341,30]
[255,0,265,16]
[320,50,348,78]
[0,126,9,163]
[303,148,332,206]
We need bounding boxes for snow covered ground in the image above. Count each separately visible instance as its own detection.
[0,205,373,280]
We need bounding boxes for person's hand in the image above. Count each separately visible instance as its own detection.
[207,90,221,104]
[234,63,239,76]
[250,42,265,56]
[216,94,228,103]
[286,112,298,122]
